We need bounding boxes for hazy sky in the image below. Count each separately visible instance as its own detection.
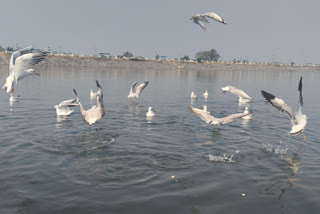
[1,0,319,64]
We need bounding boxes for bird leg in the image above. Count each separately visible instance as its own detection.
[302,130,306,141]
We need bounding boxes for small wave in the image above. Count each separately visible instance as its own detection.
[262,143,288,155]
[208,150,240,163]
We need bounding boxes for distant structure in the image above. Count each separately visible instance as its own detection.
[98,53,111,58]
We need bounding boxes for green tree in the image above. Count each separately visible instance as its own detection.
[155,54,160,60]
[180,56,190,61]
[195,49,220,62]
[122,51,133,58]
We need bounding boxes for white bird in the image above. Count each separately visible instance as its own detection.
[146,107,155,117]
[242,107,253,120]
[9,94,20,103]
[53,99,78,116]
[203,90,208,99]
[191,92,197,99]
[191,12,226,31]
[73,80,105,126]
[2,46,47,93]
[128,81,149,101]
[188,105,252,126]
[221,86,253,103]
[90,89,97,99]
[261,76,307,140]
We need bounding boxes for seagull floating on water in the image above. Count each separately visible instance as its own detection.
[242,107,253,120]
[90,89,97,99]
[261,76,307,140]
[2,46,47,93]
[191,92,197,99]
[9,94,20,104]
[221,86,252,103]
[128,81,149,102]
[146,107,155,117]
[53,99,78,116]
[74,80,105,126]
[191,12,226,31]
[188,105,252,126]
[203,90,208,99]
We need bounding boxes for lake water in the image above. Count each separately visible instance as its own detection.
[0,65,319,214]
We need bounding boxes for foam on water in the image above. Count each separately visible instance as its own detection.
[208,150,240,163]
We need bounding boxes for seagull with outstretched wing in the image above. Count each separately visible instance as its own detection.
[188,105,252,126]
[53,99,78,116]
[221,86,252,103]
[3,46,47,93]
[191,11,226,31]
[128,81,149,102]
[73,80,105,126]
[261,76,307,140]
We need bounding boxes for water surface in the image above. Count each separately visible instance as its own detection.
[0,65,319,213]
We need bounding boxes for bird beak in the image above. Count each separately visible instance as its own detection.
[35,72,40,76]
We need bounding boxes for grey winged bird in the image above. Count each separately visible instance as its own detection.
[261,76,307,140]
[221,86,253,103]
[188,105,252,126]
[128,81,149,102]
[2,46,47,93]
[53,99,78,116]
[191,12,226,31]
[73,80,105,126]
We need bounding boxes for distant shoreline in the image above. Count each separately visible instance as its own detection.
[0,52,318,72]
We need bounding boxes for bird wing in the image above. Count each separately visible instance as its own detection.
[261,90,296,124]
[220,112,252,124]
[129,81,138,95]
[9,46,33,74]
[193,19,207,31]
[188,105,212,123]
[298,76,303,111]
[96,80,105,117]
[230,87,252,100]
[203,12,226,24]
[135,81,149,96]
[13,51,47,82]
[58,99,78,107]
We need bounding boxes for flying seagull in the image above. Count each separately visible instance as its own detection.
[191,12,226,31]
[53,99,78,116]
[221,86,253,103]
[188,105,252,126]
[261,76,307,140]
[128,81,149,102]
[73,80,105,126]
[242,107,253,120]
[2,46,47,93]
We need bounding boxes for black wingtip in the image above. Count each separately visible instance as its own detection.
[96,80,101,88]
[73,89,77,96]
[298,76,302,92]
[261,90,276,102]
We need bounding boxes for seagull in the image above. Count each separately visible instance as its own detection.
[261,76,307,140]
[146,107,155,117]
[53,99,78,116]
[191,92,197,99]
[203,90,208,99]
[221,86,253,103]
[242,107,253,120]
[191,12,226,31]
[128,81,149,102]
[188,105,252,126]
[90,89,97,99]
[2,46,47,93]
[9,94,20,104]
[73,80,105,126]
